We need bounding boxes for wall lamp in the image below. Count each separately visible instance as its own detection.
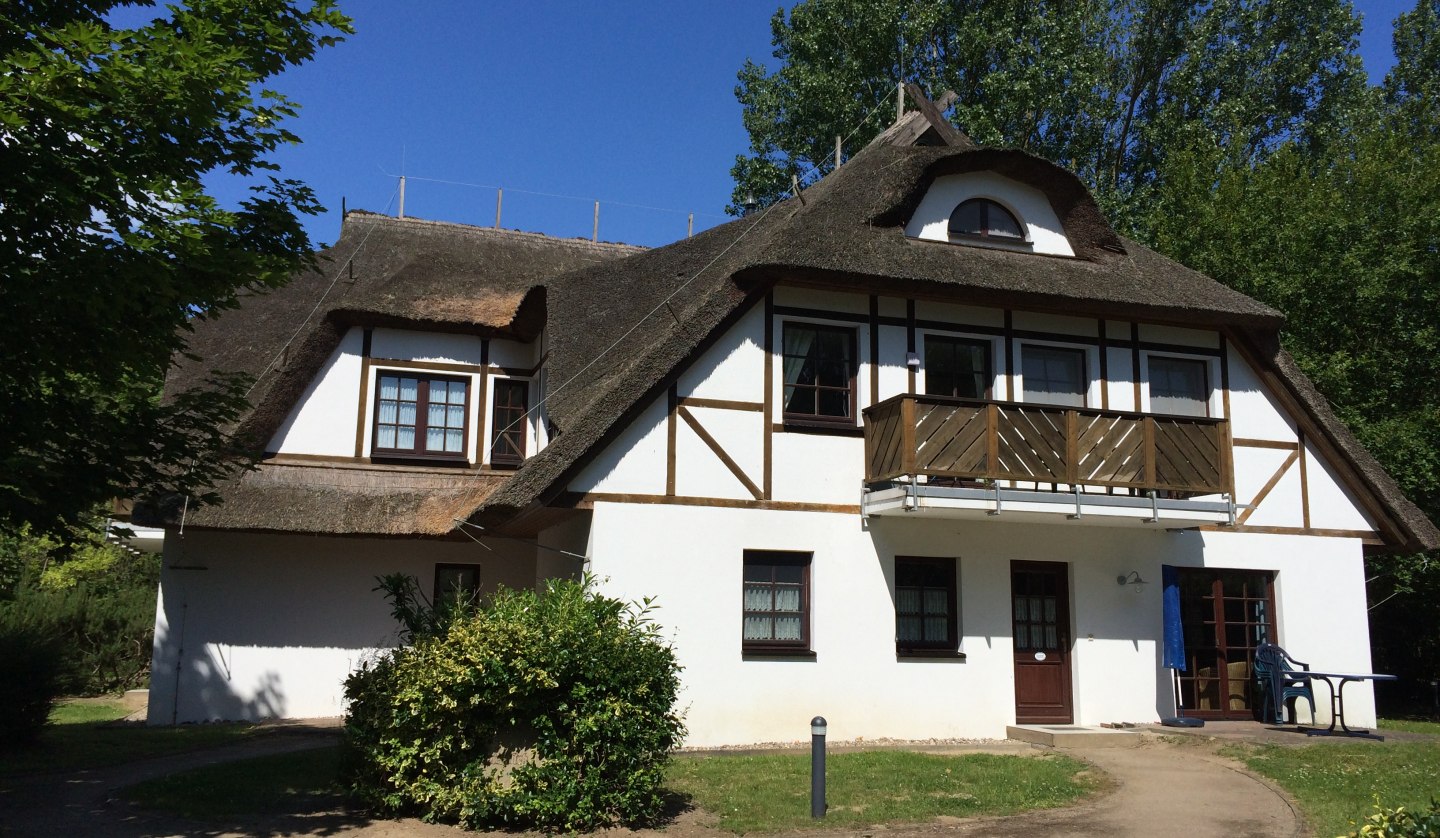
[1117,571,1148,592]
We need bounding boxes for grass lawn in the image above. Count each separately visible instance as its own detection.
[1225,741,1440,838]
[1379,717,1440,735]
[667,750,1102,833]
[123,745,345,821]
[0,697,268,778]
[123,746,1100,832]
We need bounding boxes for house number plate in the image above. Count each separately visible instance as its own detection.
[1034,652,1047,661]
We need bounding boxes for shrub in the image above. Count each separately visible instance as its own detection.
[0,622,65,746]
[1348,797,1440,837]
[344,578,685,831]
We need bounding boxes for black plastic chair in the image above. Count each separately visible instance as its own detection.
[1254,641,1316,724]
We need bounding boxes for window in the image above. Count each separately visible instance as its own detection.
[949,198,1025,241]
[895,557,958,655]
[1149,356,1210,417]
[1021,345,1087,407]
[742,550,810,652]
[433,563,480,608]
[924,336,991,399]
[373,373,469,459]
[781,323,856,426]
[489,379,529,467]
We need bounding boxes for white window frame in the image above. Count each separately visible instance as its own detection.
[1139,350,1222,418]
[916,328,1004,400]
[1013,340,1102,408]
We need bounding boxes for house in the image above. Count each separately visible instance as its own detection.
[139,103,1440,744]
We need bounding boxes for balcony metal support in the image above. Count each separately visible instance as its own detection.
[1069,485,1083,520]
[989,481,1002,516]
[1147,490,1160,523]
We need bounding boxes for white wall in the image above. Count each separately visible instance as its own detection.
[264,326,544,466]
[148,530,538,724]
[585,502,1375,746]
[905,172,1075,257]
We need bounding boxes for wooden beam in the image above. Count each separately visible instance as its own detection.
[903,82,968,147]
[567,491,860,515]
[677,397,765,412]
[763,292,774,500]
[1237,450,1298,525]
[678,406,764,500]
[666,384,677,496]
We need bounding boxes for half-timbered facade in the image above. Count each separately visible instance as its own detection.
[139,102,1438,742]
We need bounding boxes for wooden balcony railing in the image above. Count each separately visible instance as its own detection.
[864,395,1232,495]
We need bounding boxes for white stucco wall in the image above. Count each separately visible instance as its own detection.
[267,328,365,456]
[905,172,1075,257]
[148,530,539,724]
[584,502,1375,746]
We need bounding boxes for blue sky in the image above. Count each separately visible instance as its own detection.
[216,1,1416,250]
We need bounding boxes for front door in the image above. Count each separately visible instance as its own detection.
[1012,561,1073,724]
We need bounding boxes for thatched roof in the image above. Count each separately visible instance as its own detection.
[139,214,642,537]
[149,461,507,537]
[473,138,1436,553]
[147,129,1437,551]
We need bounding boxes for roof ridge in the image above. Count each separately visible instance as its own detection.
[342,210,648,254]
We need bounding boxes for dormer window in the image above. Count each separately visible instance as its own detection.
[948,198,1026,242]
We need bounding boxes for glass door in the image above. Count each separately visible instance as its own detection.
[1176,570,1275,719]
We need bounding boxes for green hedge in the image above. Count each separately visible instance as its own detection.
[344,578,685,831]
[0,623,65,746]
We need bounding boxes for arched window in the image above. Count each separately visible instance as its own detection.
[948,198,1025,241]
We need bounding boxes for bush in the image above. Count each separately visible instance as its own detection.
[1348,797,1440,837]
[0,623,65,746]
[344,578,685,831]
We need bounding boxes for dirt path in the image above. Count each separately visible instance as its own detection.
[0,734,1304,837]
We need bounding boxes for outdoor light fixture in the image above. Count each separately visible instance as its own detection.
[906,351,920,368]
[1117,571,1148,591]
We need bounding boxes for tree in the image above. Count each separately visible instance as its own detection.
[0,1,352,535]
[731,0,1367,231]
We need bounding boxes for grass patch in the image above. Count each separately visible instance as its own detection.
[1225,742,1440,837]
[123,745,344,821]
[1379,718,1440,736]
[0,700,266,778]
[666,750,1100,833]
[50,696,131,725]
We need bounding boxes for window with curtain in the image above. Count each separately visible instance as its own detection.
[742,550,810,652]
[1020,345,1087,407]
[895,557,958,654]
[1148,356,1210,417]
[782,323,855,426]
[948,198,1025,241]
[924,335,991,399]
[373,372,469,460]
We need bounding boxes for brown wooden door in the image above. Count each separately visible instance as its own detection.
[1176,569,1275,719]
[1012,561,1073,724]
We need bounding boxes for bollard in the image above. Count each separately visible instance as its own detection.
[811,716,827,818]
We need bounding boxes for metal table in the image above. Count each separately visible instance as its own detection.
[1282,670,1398,738]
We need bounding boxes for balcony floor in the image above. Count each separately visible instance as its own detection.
[861,482,1234,528]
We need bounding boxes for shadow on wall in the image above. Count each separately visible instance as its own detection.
[150,617,289,725]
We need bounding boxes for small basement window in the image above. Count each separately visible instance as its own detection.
[948,198,1026,242]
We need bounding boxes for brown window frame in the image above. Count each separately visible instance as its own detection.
[742,550,812,655]
[948,198,1027,241]
[433,563,481,608]
[781,322,857,430]
[371,371,471,463]
[489,378,529,468]
[923,335,993,400]
[895,556,960,656]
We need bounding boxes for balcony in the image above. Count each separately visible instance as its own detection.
[861,395,1235,527]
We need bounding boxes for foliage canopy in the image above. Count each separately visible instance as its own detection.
[0,0,351,535]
